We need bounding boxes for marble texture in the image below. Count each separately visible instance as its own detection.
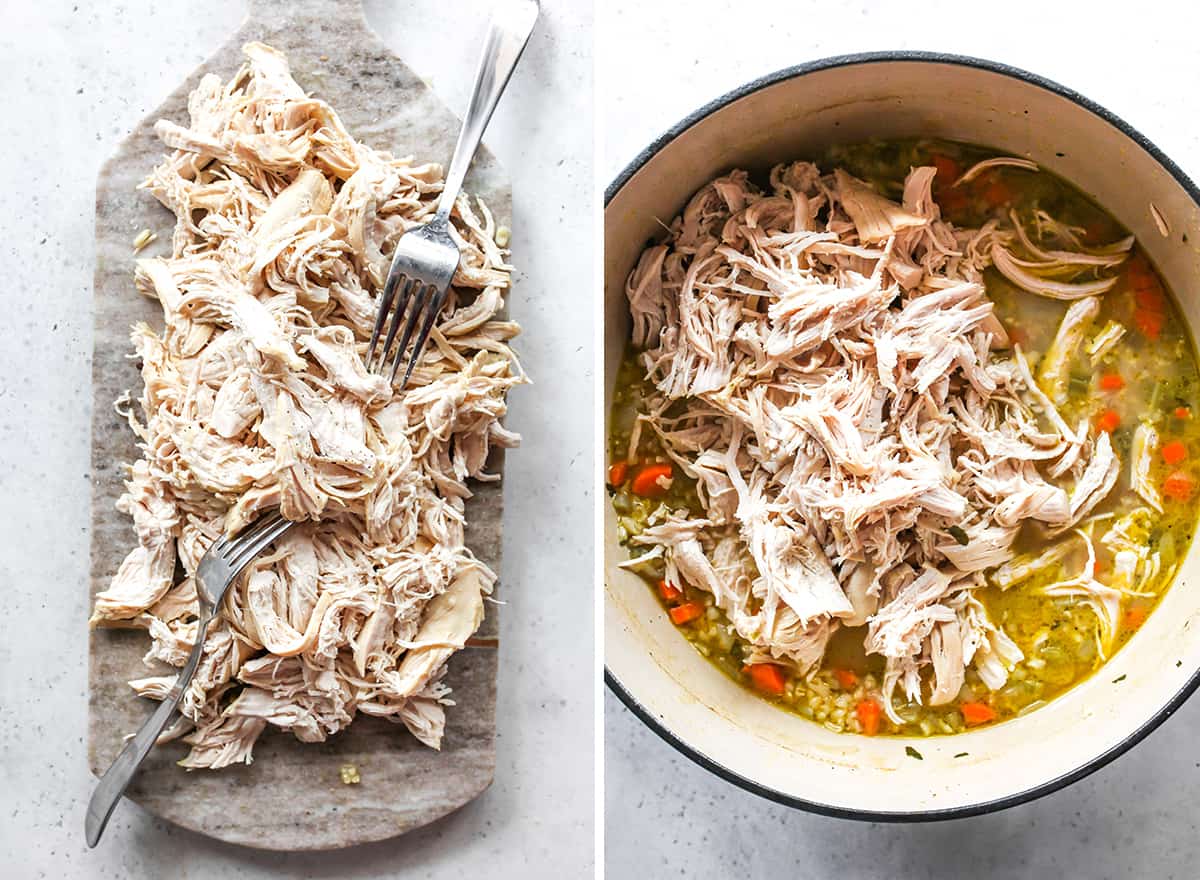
[90,0,511,849]
[1,0,592,875]
[602,1,1200,878]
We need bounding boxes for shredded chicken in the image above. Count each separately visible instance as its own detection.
[91,43,524,768]
[623,157,1132,720]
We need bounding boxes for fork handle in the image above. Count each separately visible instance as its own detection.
[435,0,539,222]
[85,619,210,847]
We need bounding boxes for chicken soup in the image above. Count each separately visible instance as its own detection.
[608,139,1200,736]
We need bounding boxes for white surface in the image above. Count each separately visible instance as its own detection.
[602,0,1200,876]
[0,0,593,876]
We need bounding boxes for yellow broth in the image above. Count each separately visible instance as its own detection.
[608,138,1200,737]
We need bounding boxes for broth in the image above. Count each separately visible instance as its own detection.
[608,138,1200,736]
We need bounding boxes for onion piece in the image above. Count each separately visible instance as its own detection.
[954,157,1039,186]
[1037,296,1101,404]
[1087,320,1127,362]
[991,243,1119,299]
[1130,422,1164,513]
[1009,210,1133,267]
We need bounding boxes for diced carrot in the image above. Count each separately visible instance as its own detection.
[1135,309,1164,340]
[938,187,968,216]
[668,601,704,626]
[855,700,882,736]
[1163,470,1194,501]
[931,154,960,185]
[833,668,859,690]
[630,463,673,498]
[743,663,787,696]
[1136,311,1164,338]
[607,460,629,486]
[1127,254,1159,293]
[1162,440,1188,466]
[1123,605,1149,630]
[1176,406,1192,420]
[981,178,1012,208]
[1099,373,1125,392]
[657,578,682,603]
[960,701,997,726]
[1135,287,1165,312]
[1084,220,1113,242]
[1095,409,1121,433]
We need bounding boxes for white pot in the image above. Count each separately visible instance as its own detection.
[604,52,1200,819]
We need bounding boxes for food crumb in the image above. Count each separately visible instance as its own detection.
[319,54,329,62]
[339,764,361,784]
[495,225,511,248]
[1150,202,1170,238]
[905,746,923,760]
[132,228,156,252]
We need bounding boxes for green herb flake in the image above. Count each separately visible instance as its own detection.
[905,746,924,760]
[947,525,970,546]
[1112,674,1127,683]
[1177,660,1183,667]
[954,752,969,758]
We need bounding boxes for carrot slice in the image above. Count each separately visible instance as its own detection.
[931,154,960,185]
[981,179,1012,207]
[938,187,968,216]
[833,668,858,690]
[1123,605,1149,630]
[631,463,673,498]
[855,700,882,736]
[1127,254,1159,293]
[1164,470,1194,501]
[1135,287,1165,311]
[657,578,682,603]
[668,601,704,626]
[1084,220,1113,242]
[1098,373,1125,392]
[1162,440,1188,465]
[1095,409,1120,433]
[607,461,629,487]
[1135,309,1164,340]
[1176,406,1192,420]
[960,702,997,726]
[743,663,787,696]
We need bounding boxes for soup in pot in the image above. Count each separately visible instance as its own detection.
[608,138,1200,737]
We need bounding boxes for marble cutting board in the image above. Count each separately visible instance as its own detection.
[88,0,511,850]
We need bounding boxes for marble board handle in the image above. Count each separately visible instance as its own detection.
[244,0,367,29]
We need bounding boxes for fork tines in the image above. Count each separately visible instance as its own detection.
[365,273,448,386]
[217,510,288,569]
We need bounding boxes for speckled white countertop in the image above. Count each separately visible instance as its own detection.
[602,1,1200,878]
[0,0,593,876]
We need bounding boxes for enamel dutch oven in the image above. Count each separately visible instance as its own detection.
[604,52,1200,819]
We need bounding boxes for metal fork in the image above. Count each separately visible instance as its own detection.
[365,0,539,386]
[85,510,295,847]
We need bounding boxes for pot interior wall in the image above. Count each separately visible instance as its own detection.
[605,58,1200,815]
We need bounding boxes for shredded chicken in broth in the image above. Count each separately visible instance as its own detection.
[609,139,1199,736]
[90,43,524,767]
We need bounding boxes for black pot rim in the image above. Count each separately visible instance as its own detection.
[604,49,1200,823]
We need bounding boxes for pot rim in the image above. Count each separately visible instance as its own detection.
[603,49,1200,822]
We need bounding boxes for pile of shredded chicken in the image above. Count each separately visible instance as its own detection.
[91,43,524,768]
[622,157,1138,722]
